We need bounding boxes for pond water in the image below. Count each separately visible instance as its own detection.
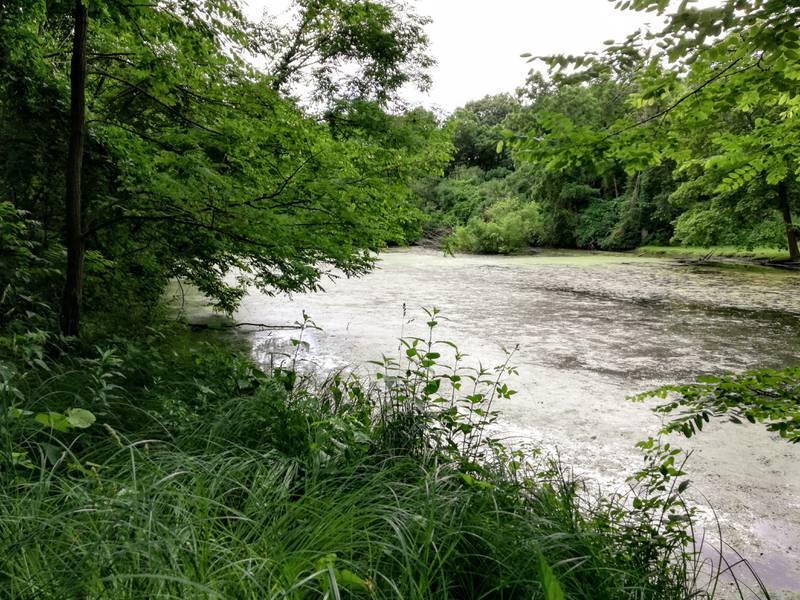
[181,248,800,597]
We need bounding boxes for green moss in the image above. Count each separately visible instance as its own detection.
[636,245,792,262]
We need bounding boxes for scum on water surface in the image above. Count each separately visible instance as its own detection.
[177,248,800,597]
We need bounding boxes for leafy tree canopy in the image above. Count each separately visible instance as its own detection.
[0,0,444,331]
[447,94,518,172]
[256,0,433,107]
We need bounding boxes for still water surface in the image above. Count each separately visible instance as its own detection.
[183,249,800,596]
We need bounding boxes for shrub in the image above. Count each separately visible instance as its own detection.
[0,202,63,332]
[671,203,786,249]
[575,197,622,249]
[446,198,542,254]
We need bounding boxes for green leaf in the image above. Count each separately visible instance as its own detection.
[42,442,63,465]
[336,569,368,590]
[325,565,342,600]
[65,408,96,429]
[34,412,71,433]
[11,451,35,469]
[460,472,476,486]
[538,554,565,600]
[9,407,33,418]
[423,379,440,394]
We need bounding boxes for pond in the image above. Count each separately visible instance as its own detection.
[180,248,800,596]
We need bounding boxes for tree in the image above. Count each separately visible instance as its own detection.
[62,0,88,336]
[0,0,439,335]
[447,94,518,172]
[323,99,452,242]
[507,76,642,248]
[257,0,433,106]
[517,0,800,259]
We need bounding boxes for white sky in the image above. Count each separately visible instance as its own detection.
[243,1,659,113]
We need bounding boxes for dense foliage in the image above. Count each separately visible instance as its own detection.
[0,0,448,335]
[415,2,799,259]
[0,0,795,597]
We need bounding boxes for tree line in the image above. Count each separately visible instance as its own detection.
[419,1,800,260]
[3,0,798,339]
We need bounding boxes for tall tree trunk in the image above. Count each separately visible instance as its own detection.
[61,0,88,337]
[778,180,800,262]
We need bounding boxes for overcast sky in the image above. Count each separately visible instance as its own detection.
[243,1,659,113]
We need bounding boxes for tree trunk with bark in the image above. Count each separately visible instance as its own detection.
[778,181,800,262]
[61,0,88,336]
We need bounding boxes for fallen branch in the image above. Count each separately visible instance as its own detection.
[674,252,715,265]
[187,322,303,331]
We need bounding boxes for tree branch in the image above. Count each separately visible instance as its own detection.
[88,69,222,135]
[85,212,292,251]
[601,57,744,141]
[243,150,322,206]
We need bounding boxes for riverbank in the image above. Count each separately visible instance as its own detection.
[0,324,711,599]
[6,248,794,597]
[417,240,798,269]
[635,245,795,264]
[196,248,800,597]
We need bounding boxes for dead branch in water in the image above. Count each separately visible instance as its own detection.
[187,321,303,331]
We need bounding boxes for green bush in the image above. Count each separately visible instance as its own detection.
[0,202,63,332]
[671,203,786,249]
[446,198,542,254]
[575,198,622,249]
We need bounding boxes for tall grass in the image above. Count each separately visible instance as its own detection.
[0,445,698,598]
[0,316,764,599]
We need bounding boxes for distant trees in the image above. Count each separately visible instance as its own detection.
[419,2,799,257]
[422,82,683,253]
[517,0,800,259]
[448,94,518,172]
